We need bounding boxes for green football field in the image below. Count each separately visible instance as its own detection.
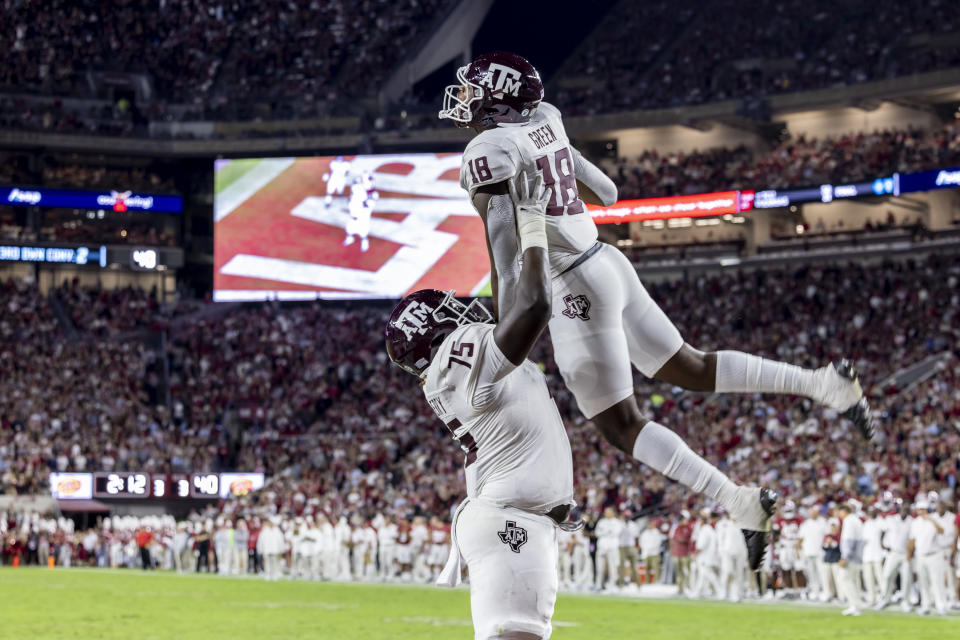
[2,567,953,639]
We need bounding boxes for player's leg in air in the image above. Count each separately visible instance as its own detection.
[652,346,873,438]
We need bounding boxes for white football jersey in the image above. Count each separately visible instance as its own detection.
[694,524,719,561]
[378,523,398,546]
[422,322,574,514]
[934,511,956,553]
[410,524,428,549]
[881,515,911,554]
[861,517,884,562]
[460,102,598,277]
[798,517,827,557]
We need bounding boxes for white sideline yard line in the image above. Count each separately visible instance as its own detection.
[214,158,295,221]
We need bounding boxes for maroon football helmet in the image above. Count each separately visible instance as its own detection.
[439,51,544,130]
[385,289,492,377]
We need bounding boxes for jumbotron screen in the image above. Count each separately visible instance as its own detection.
[213,154,490,301]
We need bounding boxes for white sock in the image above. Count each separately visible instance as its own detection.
[631,421,738,506]
[715,350,820,400]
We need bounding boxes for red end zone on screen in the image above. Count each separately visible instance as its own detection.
[213,154,490,301]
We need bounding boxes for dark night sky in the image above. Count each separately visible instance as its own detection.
[412,0,617,103]
[472,0,618,80]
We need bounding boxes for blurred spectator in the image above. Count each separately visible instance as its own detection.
[1,254,959,536]
[605,120,960,199]
[559,0,960,115]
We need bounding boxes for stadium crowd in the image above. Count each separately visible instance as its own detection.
[0,0,956,131]
[0,0,452,122]
[0,250,958,616]
[1,252,959,497]
[0,150,174,193]
[39,162,175,193]
[33,215,177,247]
[606,119,960,199]
[559,0,960,115]
[0,251,956,500]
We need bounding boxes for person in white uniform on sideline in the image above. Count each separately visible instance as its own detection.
[797,505,826,600]
[386,169,579,639]
[860,505,884,604]
[639,519,665,588]
[594,507,625,592]
[377,516,399,581]
[571,518,593,589]
[875,500,913,612]
[334,516,353,580]
[909,497,948,616]
[316,513,337,581]
[257,517,285,582]
[716,510,748,602]
[410,517,430,583]
[617,512,641,589]
[693,510,721,599]
[931,493,957,608]
[836,502,865,616]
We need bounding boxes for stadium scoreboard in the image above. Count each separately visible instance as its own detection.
[51,472,264,500]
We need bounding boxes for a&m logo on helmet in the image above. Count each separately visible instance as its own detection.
[392,300,435,341]
[478,63,523,98]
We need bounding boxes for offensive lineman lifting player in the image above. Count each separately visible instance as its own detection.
[436,51,876,570]
[386,172,575,639]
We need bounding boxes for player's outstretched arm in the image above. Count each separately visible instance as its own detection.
[571,146,617,206]
[471,181,518,321]
[492,172,551,366]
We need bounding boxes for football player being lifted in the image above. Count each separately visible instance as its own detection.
[386,172,574,639]
[438,51,876,570]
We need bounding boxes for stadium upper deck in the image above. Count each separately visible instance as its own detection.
[0,0,958,140]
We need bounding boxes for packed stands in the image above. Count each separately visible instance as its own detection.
[0,0,453,123]
[606,120,960,199]
[0,0,956,131]
[559,0,960,115]
[2,253,958,517]
[40,162,174,193]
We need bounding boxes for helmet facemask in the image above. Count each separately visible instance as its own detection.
[431,290,493,327]
[439,66,485,127]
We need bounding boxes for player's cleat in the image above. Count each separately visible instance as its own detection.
[739,488,778,572]
[817,360,861,409]
[833,360,875,441]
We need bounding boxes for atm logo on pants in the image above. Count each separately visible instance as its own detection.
[498,520,528,553]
